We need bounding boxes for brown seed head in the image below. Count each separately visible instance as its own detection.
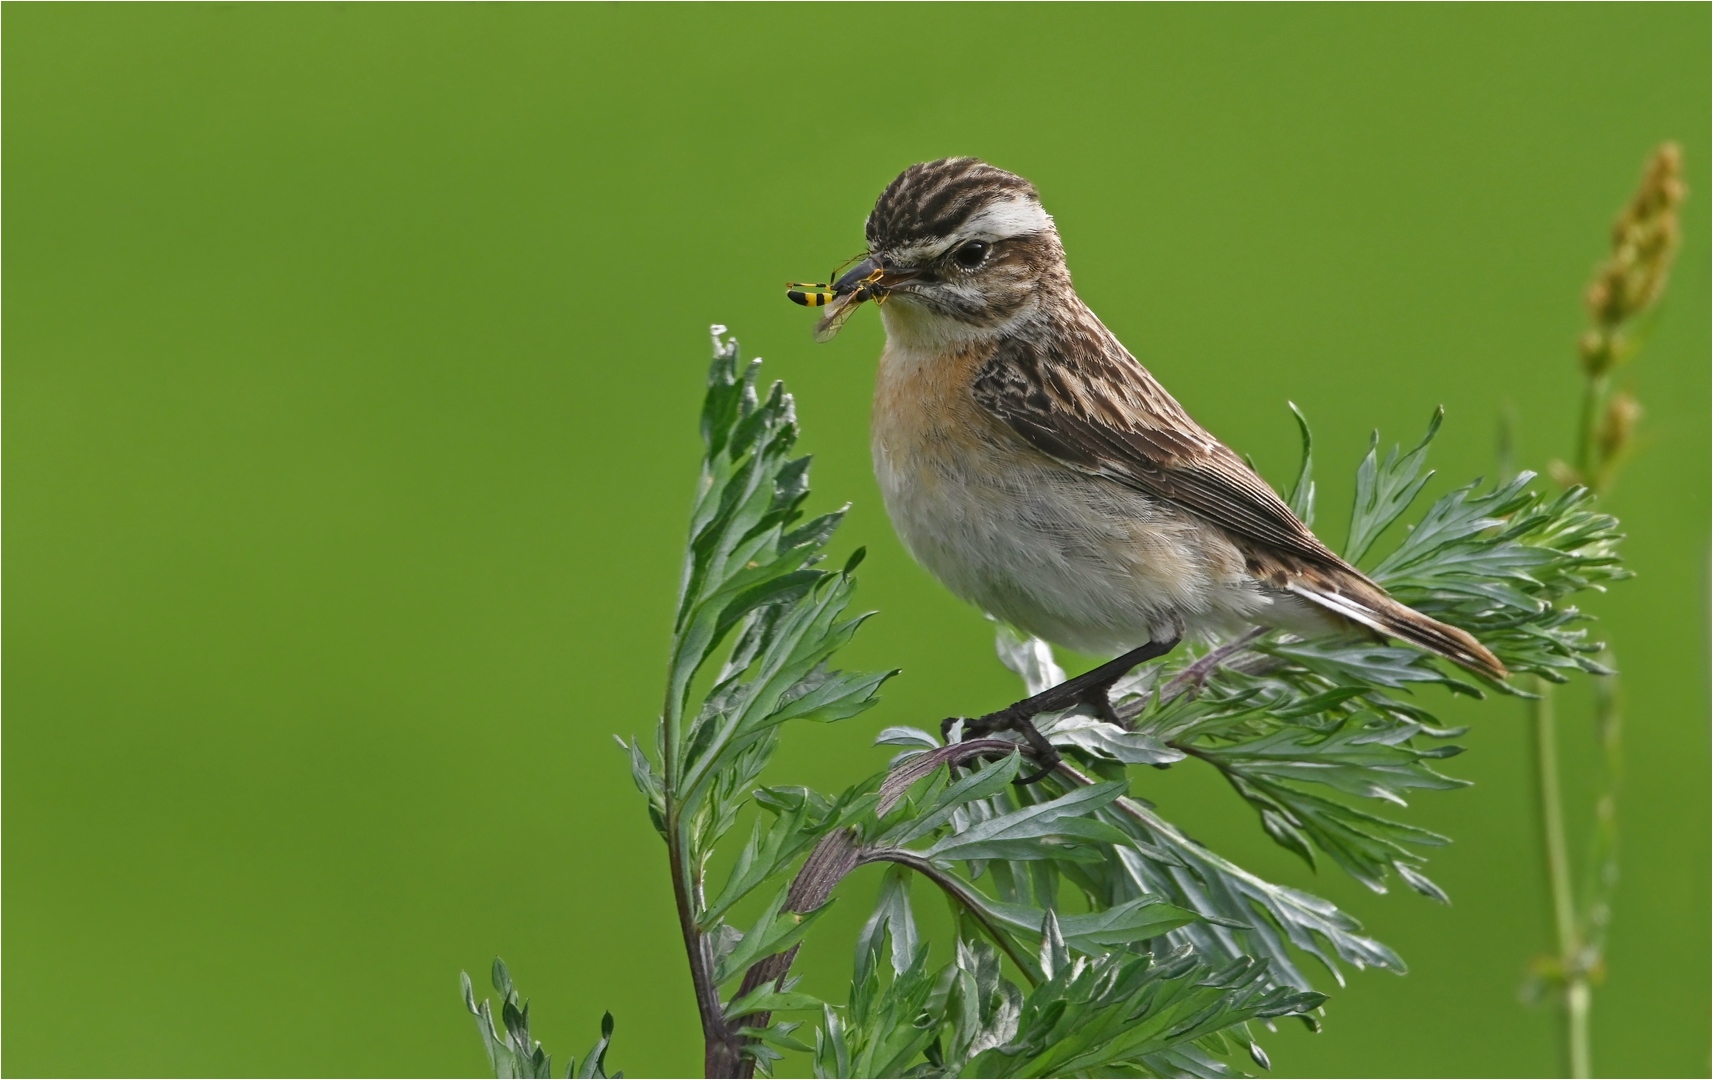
[1585,142,1686,336]
[1597,390,1642,466]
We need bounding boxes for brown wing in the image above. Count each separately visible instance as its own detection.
[969,326,1509,680]
[971,333,1345,571]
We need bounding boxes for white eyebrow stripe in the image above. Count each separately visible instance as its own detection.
[888,238,951,263]
[959,197,1053,241]
[880,197,1055,265]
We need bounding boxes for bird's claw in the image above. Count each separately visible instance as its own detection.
[1078,683,1125,725]
[940,713,1059,785]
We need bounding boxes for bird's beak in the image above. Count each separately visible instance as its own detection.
[832,256,920,298]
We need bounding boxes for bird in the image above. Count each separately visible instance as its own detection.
[795,157,1506,778]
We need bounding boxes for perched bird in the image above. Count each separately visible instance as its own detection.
[797,158,1505,773]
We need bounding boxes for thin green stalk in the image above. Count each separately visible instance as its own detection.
[1572,372,1608,484]
[1568,980,1593,1080]
[1581,651,1623,961]
[1527,142,1681,1077]
[862,849,1041,982]
[1531,679,1589,1077]
[665,512,737,1076]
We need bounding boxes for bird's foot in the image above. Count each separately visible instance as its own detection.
[939,710,1061,784]
[942,636,1183,785]
[1078,682,1125,726]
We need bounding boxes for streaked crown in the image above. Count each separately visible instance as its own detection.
[866,157,1042,252]
[861,158,1068,341]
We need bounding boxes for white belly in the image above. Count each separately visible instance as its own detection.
[870,340,1273,655]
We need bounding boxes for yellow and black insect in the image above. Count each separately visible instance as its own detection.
[785,283,837,307]
[786,253,884,306]
[785,255,891,341]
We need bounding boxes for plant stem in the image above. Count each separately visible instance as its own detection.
[670,827,738,1077]
[1531,678,1590,1078]
[663,786,738,1075]
[1582,651,1623,960]
[1538,152,1683,1074]
[662,634,737,1076]
[1573,371,1608,485]
[725,829,864,1080]
[1568,979,1593,1080]
[862,849,1040,980]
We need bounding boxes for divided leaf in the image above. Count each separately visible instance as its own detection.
[1346,407,1443,565]
[476,336,1628,1080]
[462,959,615,1079]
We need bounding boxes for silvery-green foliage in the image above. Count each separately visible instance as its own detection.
[818,408,1625,1073]
[822,877,1322,1080]
[862,404,1626,1003]
[647,329,896,1073]
[653,327,893,876]
[461,959,616,1079]
[465,331,1625,1078]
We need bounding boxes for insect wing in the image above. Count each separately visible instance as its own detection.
[813,292,864,342]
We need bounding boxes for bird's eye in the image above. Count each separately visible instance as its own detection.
[952,240,989,269]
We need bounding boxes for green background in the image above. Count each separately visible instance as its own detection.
[6,5,1708,1076]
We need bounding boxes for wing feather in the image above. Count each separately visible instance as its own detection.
[972,333,1342,570]
[967,320,1507,680]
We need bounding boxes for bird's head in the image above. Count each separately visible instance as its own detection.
[812,158,1070,348]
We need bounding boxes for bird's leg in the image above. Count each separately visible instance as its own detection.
[1078,681,1125,726]
[943,637,1182,785]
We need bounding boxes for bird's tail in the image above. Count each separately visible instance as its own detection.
[1286,576,1509,681]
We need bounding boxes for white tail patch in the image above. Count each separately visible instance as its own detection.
[1286,581,1507,679]
[1284,582,1393,638]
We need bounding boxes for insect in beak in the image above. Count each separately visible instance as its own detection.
[785,255,920,341]
[831,257,885,297]
[785,283,837,307]
[786,258,884,310]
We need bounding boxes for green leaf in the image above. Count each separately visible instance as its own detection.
[1196,713,1468,805]
[814,1004,850,1080]
[462,960,610,1080]
[994,624,1067,696]
[1371,478,1627,680]
[854,866,919,981]
[874,725,941,750]
[573,1012,615,1079]
[1263,637,1477,696]
[880,753,1023,846]
[701,791,825,927]
[923,781,1129,863]
[736,1022,817,1054]
[723,987,826,1020]
[1222,770,1451,895]
[1048,896,1205,949]
[1039,709,1185,766]
[945,943,1324,1078]
[1037,909,1070,981]
[714,886,834,985]
[945,936,1024,1064]
[836,935,944,1079]
[1095,792,1407,986]
[618,735,666,839]
[1346,406,1442,565]
[659,336,892,863]
[1286,401,1316,526]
